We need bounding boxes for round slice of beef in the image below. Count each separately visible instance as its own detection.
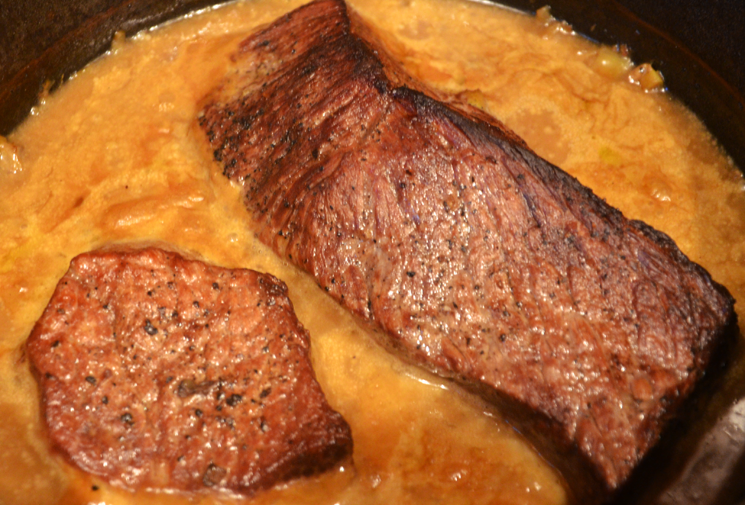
[26,246,352,496]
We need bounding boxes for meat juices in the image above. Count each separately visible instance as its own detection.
[26,247,352,495]
[198,0,737,502]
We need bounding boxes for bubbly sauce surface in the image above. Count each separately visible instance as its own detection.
[1,0,744,504]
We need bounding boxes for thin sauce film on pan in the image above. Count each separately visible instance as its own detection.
[0,0,743,504]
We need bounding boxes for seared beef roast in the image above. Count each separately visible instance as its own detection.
[26,247,352,496]
[197,0,737,501]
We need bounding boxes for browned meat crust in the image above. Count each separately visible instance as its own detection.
[197,1,737,502]
[25,246,352,496]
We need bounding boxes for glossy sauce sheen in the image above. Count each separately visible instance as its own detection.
[0,0,744,504]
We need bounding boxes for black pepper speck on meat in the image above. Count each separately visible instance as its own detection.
[25,247,352,495]
[197,1,737,502]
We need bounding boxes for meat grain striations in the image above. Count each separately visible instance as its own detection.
[198,1,737,501]
[26,247,352,496]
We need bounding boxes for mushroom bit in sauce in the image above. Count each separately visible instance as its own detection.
[198,0,738,502]
[25,247,352,496]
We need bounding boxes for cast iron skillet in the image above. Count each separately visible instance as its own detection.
[1,0,744,504]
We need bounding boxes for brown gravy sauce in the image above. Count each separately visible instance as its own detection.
[1,0,744,503]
